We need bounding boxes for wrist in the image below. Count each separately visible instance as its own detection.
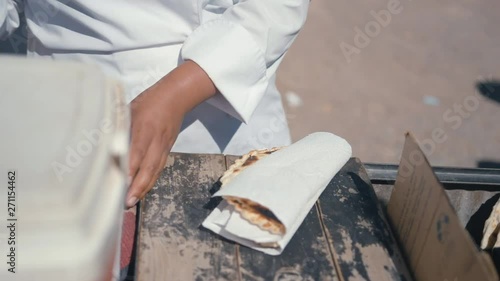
[156,60,217,115]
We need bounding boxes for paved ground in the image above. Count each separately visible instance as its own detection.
[277,0,500,168]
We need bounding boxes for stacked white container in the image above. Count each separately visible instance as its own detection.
[0,56,130,281]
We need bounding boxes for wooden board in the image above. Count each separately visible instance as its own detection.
[136,153,411,281]
[318,158,412,281]
[136,153,238,281]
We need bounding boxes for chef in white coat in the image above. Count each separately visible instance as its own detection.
[1,0,309,207]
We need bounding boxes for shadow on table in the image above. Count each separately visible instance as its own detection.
[203,180,223,211]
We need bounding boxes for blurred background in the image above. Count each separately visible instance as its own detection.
[277,0,500,168]
[2,0,499,168]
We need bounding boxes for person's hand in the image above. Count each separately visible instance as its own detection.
[126,60,217,208]
[126,82,182,208]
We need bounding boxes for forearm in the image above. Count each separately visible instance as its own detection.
[152,60,217,116]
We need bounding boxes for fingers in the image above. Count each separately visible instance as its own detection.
[128,125,152,185]
[126,136,166,208]
[143,151,168,197]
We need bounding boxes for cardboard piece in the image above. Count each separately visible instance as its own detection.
[387,133,498,281]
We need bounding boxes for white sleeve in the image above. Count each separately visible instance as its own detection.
[0,0,23,40]
[181,0,309,123]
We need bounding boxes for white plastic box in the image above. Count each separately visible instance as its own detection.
[0,56,130,281]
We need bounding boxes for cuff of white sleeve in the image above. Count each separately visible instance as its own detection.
[181,19,268,123]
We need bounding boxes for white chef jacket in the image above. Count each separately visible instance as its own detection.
[1,0,309,155]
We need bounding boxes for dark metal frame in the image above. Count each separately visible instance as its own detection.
[364,163,500,191]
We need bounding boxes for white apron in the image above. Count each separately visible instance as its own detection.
[1,0,310,155]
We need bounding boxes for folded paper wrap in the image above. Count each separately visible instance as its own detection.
[202,132,352,255]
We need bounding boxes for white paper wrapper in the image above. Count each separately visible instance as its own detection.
[202,132,352,255]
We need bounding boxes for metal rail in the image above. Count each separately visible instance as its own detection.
[364,163,500,190]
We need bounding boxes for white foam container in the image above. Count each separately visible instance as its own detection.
[0,56,130,281]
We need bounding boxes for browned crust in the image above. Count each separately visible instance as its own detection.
[226,196,285,236]
[220,147,285,235]
[482,199,500,249]
[220,147,281,186]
